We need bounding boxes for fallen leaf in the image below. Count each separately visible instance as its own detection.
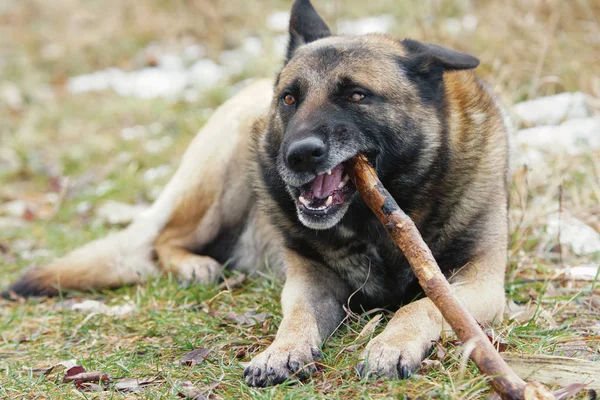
[29,359,77,376]
[219,310,271,326]
[216,274,247,291]
[484,330,511,353]
[178,381,208,400]
[96,200,148,226]
[356,314,382,340]
[114,373,162,392]
[435,341,448,361]
[420,359,442,374]
[552,383,589,400]
[179,348,211,367]
[584,296,600,310]
[63,370,110,384]
[63,365,86,380]
[505,301,556,327]
[75,382,105,392]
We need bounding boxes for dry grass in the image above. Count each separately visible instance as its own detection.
[0,0,599,399]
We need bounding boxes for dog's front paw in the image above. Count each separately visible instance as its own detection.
[357,333,431,379]
[243,341,321,387]
[177,255,221,284]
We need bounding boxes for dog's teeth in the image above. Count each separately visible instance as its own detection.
[325,196,333,206]
[342,174,350,183]
[337,180,346,189]
[326,169,332,175]
[299,196,310,207]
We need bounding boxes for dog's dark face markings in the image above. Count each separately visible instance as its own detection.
[259,0,480,231]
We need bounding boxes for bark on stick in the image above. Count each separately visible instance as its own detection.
[349,154,554,400]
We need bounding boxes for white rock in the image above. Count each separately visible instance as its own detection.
[512,92,589,126]
[183,87,200,103]
[1,82,23,111]
[440,18,462,36]
[148,122,163,135]
[338,15,395,36]
[273,34,289,58]
[510,117,600,186]
[0,200,28,218]
[189,59,226,90]
[121,125,148,141]
[95,180,115,197]
[144,136,173,154]
[96,200,148,226]
[143,164,173,183]
[242,37,263,57]
[158,54,184,70]
[0,216,27,229]
[0,147,22,174]
[76,201,92,215]
[512,117,600,156]
[70,299,136,317]
[68,70,111,93]
[183,44,206,61]
[267,11,290,32]
[128,67,189,100]
[559,263,600,281]
[116,151,133,164]
[218,38,263,76]
[546,213,600,256]
[441,15,478,36]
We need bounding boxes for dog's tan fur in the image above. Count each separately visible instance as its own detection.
[6,0,509,387]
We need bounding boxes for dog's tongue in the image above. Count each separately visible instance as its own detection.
[311,164,344,199]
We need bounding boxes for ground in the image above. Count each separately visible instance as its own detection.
[1,0,599,399]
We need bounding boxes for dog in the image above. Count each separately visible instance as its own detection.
[4,0,509,387]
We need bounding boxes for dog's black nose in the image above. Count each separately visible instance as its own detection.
[286,136,327,172]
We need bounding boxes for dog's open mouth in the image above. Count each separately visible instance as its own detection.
[297,162,355,215]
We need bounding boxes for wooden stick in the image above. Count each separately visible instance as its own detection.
[349,154,555,400]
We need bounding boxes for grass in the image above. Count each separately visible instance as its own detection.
[1,0,599,398]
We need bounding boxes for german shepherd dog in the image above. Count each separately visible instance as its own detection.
[5,0,509,386]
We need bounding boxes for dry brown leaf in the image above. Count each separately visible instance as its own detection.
[29,359,77,376]
[435,341,448,361]
[216,310,271,326]
[420,359,442,374]
[178,381,208,400]
[75,382,105,392]
[505,301,556,327]
[356,314,382,340]
[114,373,162,393]
[63,370,111,384]
[179,348,211,367]
[216,274,247,291]
[552,383,589,400]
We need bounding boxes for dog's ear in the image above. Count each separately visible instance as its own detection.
[401,39,479,78]
[286,0,331,63]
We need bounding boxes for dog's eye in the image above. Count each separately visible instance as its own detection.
[283,94,296,106]
[348,92,365,102]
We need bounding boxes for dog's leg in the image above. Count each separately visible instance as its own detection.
[244,250,350,387]
[358,249,506,379]
[156,244,221,283]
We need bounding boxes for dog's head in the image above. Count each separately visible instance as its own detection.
[261,0,480,230]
